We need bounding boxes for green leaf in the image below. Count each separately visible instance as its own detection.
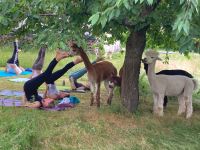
[134,0,139,3]
[0,16,8,26]
[123,0,131,9]
[100,16,107,28]
[180,0,185,5]
[104,0,113,5]
[116,0,123,7]
[89,12,100,26]
[115,9,120,17]
[140,0,144,4]
[183,20,189,35]
[0,16,4,23]
[173,17,181,31]
[147,0,153,5]
[108,9,115,21]
[177,20,184,33]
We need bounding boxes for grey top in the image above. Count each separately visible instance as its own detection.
[47,84,59,97]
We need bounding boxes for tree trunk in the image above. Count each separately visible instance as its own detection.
[121,27,148,112]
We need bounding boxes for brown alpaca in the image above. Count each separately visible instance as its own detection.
[69,42,117,107]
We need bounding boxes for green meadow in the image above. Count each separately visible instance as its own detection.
[0,46,200,150]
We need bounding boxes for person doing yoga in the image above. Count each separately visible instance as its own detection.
[23,50,83,108]
[30,45,47,79]
[6,39,25,75]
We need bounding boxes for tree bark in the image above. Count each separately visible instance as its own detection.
[120,0,161,112]
[121,27,148,112]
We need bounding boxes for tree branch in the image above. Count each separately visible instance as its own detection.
[140,0,161,17]
[122,18,135,28]
[39,13,57,16]
[122,0,162,28]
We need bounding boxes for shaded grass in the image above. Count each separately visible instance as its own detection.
[0,47,200,150]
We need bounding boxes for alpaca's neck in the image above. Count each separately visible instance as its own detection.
[79,47,93,70]
[147,61,156,84]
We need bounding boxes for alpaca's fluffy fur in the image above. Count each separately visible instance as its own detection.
[144,50,198,118]
[142,60,193,108]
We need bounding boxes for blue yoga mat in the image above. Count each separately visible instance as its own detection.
[8,78,30,82]
[0,70,31,77]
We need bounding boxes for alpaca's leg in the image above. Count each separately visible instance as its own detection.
[185,96,193,119]
[157,94,164,116]
[95,83,101,107]
[107,87,114,105]
[90,82,95,106]
[163,96,168,108]
[177,95,186,115]
[90,92,94,106]
[184,81,194,119]
[104,80,114,105]
[153,94,158,115]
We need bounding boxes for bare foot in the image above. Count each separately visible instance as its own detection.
[73,56,83,64]
[23,101,41,108]
[56,50,68,61]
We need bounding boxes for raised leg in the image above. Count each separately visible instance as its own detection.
[32,46,46,70]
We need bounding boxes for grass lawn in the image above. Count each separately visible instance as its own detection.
[0,46,200,150]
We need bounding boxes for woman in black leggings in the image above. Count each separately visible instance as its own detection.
[23,50,82,108]
[6,39,25,74]
[30,45,47,78]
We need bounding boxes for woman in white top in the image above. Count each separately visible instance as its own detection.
[6,39,24,75]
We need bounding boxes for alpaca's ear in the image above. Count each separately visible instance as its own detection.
[141,58,146,63]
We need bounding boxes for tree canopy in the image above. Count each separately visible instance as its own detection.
[0,0,199,52]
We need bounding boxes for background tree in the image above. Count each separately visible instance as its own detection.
[0,0,199,112]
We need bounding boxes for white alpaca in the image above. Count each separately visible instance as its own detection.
[144,51,198,119]
[103,41,121,59]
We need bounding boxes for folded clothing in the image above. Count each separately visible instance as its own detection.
[58,96,80,105]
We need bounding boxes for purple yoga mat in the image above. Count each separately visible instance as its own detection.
[0,99,23,107]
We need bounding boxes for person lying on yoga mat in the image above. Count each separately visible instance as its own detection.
[23,50,83,108]
[30,45,47,79]
[69,58,103,90]
[5,39,25,75]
